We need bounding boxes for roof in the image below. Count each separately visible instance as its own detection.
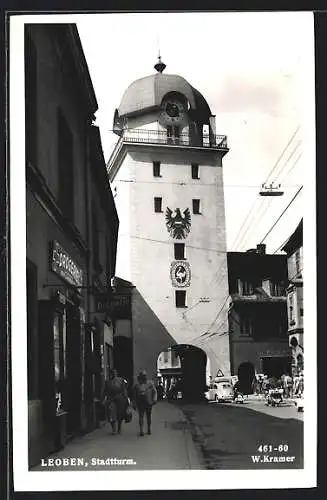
[227,251,287,281]
[117,72,212,119]
[281,219,303,255]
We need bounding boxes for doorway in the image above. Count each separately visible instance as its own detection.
[65,303,82,437]
[238,362,255,394]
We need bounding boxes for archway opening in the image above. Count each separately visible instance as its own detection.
[157,344,207,402]
[237,362,255,394]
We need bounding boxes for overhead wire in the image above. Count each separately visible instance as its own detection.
[186,263,303,347]
[113,127,302,348]
[230,127,301,250]
[112,178,301,188]
[124,234,228,254]
[236,141,302,251]
[259,186,303,244]
[163,143,303,330]
[277,152,302,185]
[264,126,301,182]
[184,233,303,345]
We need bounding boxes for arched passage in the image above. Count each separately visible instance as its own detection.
[237,362,255,394]
[157,344,207,401]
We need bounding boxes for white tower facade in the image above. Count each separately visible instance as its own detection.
[108,58,231,380]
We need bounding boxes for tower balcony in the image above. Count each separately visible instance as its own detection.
[117,128,228,150]
[107,128,229,179]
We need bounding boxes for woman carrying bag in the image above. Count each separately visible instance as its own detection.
[132,370,157,437]
[103,369,129,435]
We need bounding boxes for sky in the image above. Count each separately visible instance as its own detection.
[74,11,315,254]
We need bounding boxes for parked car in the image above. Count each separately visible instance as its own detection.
[205,379,234,402]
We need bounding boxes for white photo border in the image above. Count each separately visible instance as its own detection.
[10,11,317,491]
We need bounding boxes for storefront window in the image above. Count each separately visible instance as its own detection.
[54,315,60,382]
[53,311,65,414]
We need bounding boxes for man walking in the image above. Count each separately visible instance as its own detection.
[132,370,157,436]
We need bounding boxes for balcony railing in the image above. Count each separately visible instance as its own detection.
[119,129,228,150]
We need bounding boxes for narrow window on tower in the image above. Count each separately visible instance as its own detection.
[173,126,180,138]
[153,161,161,177]
[167,125,180,144]
[154,197,163,213]
[174,243,185,260]
[192,199,201,214]
[175,290,186,308]
[191,163,199,179]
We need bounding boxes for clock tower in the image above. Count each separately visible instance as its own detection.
[107,57,231,384]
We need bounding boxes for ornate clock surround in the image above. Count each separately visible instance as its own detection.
[159,92,189,127]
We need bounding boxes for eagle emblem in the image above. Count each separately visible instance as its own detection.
[165,207,191,239]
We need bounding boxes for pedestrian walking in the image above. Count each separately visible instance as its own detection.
[156,381,165,401]
[283,374,292,398]
[132,370,157,436]
[258,375,264,396]
[103,369,129,435]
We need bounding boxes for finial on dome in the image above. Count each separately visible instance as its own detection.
[154,51,166,73]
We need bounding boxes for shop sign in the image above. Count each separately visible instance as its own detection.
[110,294,131,319]
[95,294,111,313]
[95,293,131,319]
[51,240,83,288]
[259,349,290,357]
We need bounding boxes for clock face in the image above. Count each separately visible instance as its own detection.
[159,99,186,125]
[166,102,180,118]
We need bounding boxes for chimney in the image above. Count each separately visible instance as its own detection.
[256,244,266,255]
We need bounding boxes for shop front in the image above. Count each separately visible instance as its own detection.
[39,240,87,452]
[258,348,292,379]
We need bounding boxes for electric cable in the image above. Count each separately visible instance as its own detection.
[259,186,303,244]
[236,143,302,251]
[236,145,303,251]
[230,127,301,250]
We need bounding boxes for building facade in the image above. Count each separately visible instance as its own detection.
[282,220,303,376]
[25,24,118,467]
[107,57,231,392]
[227,244,290,393]
[110,277,134,387]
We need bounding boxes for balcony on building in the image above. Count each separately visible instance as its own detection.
[115,128,228,150]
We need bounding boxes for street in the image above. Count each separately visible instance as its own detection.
[32,398,303,471]
[178,396,303,469]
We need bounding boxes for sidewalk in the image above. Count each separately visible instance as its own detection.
[32,402,202,471]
